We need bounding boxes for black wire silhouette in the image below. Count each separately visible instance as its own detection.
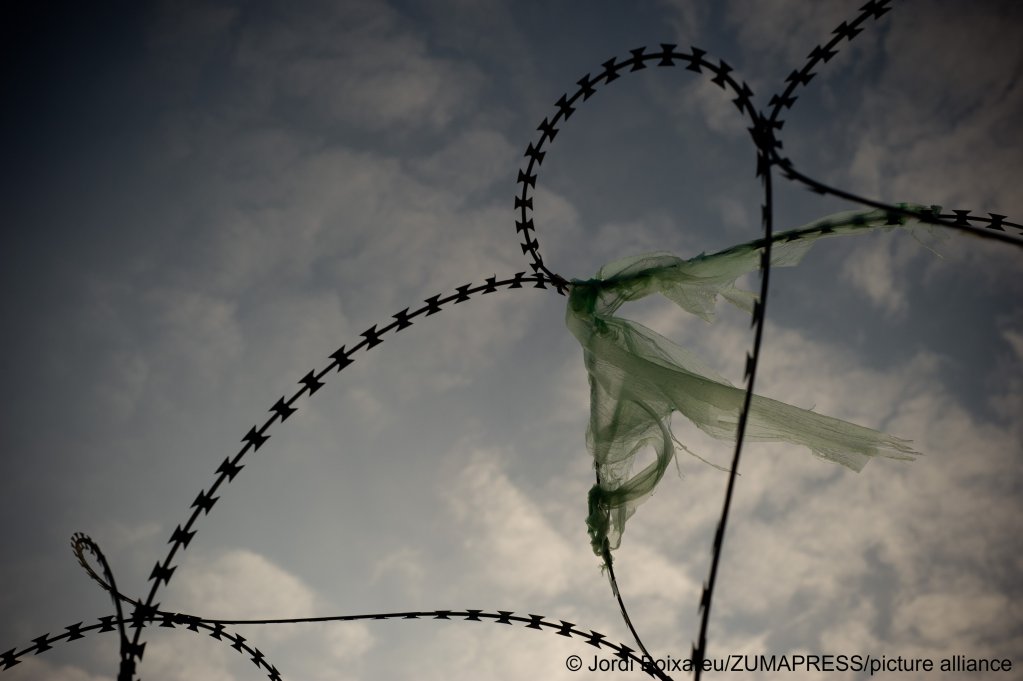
[4,1,1022,679]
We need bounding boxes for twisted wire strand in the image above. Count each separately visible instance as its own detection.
[512,1,1021,678]
[9,534,674,681]
[120,272,558,675]
[70,534,135,681]
[760,0,1023,246]
[692,3,889,676]
[6,1,1023,678]
[515,43,761,285]
[693,0,1022,677]
[4,274,586,680]
[515,41,763,664]
[1,607,673,681]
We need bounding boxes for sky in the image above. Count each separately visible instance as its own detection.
[1,1,1022,680]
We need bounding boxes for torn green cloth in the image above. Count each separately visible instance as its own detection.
[569,207,931,556]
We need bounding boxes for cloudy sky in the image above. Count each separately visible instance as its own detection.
[2,1,1021,680]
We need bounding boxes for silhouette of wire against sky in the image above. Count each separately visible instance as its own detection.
[2,1,1021,679]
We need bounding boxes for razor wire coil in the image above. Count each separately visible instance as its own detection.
[5,0,1022,678]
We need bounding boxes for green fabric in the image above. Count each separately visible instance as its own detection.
[569,207,931,556]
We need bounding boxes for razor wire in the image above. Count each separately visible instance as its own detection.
[4,0,1022,679]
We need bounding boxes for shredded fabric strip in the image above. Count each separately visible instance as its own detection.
[568,207,932,556]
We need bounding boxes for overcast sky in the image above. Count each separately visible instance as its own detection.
[2,1,1022,680]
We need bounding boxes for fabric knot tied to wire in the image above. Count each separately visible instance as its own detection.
[568,208,928,556]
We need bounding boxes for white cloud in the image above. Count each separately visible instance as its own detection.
[717,195,754,233]
[233,1,483,133]
[169,548,316,625]
[1001,329,1023,363]
[991,327,1023,426]
[847,138,885,199]
[894,588,1011,648]
[836,1,1023,218]
[371,547,427,599]
[596,540,699,638]
[139,641,239,681]
[409,128,518,198]
[6,3,1020,681]
[556,295,1022,661]
[528,185,583,276]
[839,236,908,316]
[146,548,376,680]
[658,0,708,45]
[724,0,862,69]
[445,449,587,599]
[323,623,375,663]
[674,78,750,138]
[145,287,245,381]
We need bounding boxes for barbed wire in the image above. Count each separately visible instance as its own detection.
[5,0,1021,678]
